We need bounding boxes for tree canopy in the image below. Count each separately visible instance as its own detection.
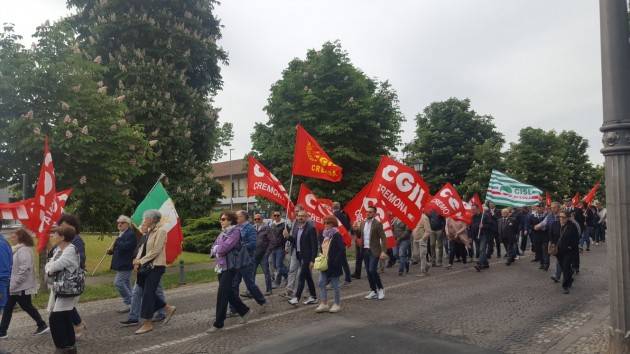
[251,41,404,204]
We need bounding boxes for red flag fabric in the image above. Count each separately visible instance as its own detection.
[367,156,431,230]
[571,192,581,206]
[582,181,601,206]
[296,184,352,247]
[344,182,396,248]
[247,156,295,217]
[471,193,483,211]
[452,200,473,224]
[32,138,63,253]
[545,191,552,208]
[292,124,343,182]
[0,190,72,230]
[426,183,465,218]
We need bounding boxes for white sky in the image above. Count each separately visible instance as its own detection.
[4,0,604,165]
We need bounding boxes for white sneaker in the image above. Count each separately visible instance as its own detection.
[288,297,299,305]
[377,288,385,300]
[329,304,341,313]
[303,296,318,305]
[365,291,377,300]
[315,303,329,313]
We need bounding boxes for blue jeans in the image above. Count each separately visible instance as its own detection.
[232,263,266,307]
[397,240,410,273]
[128,281,165,321]
[271,248,287,285]
[477,234,490,267]
[114,270,133,305]
[0,279,8,309]
[554,259,562,280]
[318,272,340,305]
[580,227,593,249]
[255,253,272,293]
[364,251,383,291]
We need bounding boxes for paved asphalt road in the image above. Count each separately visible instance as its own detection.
[1,245,609,354]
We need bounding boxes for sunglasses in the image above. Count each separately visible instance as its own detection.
[220,217,228,221]
[273,214,280,217]
[254,218,262,221]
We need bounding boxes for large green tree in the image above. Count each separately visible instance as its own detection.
[504,128,598,200]
[0,22,151,231]
[458,139,504,199]
[404,98,503,191]
[66,0,231,219]
[251,41,404,203]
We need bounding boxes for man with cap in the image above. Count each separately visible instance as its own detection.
[108,215,138,313]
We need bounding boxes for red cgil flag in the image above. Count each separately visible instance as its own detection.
[247,155,295,218]
[292,124,343,182]
[470,193,483,211]
[296,184,352,247]
[367,156,431,230]
[545,191,551,208]
[571,192,581,207]
[32,138,64,253]
[343,182,396,249]
[582,181,601,206]
[426,183,465,219]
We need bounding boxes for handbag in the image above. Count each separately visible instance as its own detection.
[53,267,85,298]
[548,226,567,256]
[314,253,328,271]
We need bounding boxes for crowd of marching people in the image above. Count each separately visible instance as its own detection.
[0,196,607,353]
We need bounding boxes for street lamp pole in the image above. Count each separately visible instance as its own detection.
[599,1,630,352]
[229,148,235,210]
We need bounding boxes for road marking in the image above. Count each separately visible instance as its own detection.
[126,258,511,354]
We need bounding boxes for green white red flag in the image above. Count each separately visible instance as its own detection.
[132,181,183,264]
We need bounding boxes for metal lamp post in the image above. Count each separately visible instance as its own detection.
[599,1,630,352]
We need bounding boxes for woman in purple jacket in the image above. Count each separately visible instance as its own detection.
[208,211,250,332]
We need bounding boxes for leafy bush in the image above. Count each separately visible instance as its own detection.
[183,230,220,254]
[182,213,222,253]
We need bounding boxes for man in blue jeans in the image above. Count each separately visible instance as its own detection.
[108,215,137,313]
[231,211,268,314]
[353,206,387,300]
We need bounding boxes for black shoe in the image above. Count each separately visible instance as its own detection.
[474,265,481,272]
[563,288,570,294]
[506,261,512,266]
[0,332,7,339]
[398,272,403,276]
[543,265,549,271]
[551,276,559,283]
[412,261,419,265]
[538,265,545,269]
[531,259,540,262]
[586,248,590,251]
[352,274,361,280]
[34,325,50,335]
[120,320,139,327]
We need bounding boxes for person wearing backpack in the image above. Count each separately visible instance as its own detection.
[428,210,446,267]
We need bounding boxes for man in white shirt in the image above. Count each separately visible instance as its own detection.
[353,206,387,300]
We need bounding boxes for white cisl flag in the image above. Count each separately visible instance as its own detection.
[131,181,183,264]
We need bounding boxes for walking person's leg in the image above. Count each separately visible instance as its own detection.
[15,293,47,330]
[242,263,266,305]
[429,231,437,266]
[364,252,376,291]
[0,295,17,336]
[286,249,299,295]
[341,249,352,283]
[114,270,133,308]
[354,245,363,278]
[317,272,328,305]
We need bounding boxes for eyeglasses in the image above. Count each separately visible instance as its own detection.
[220,217,228,221]
[273,214,280,217]
[254,218,262,221]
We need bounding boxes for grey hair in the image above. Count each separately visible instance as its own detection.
[236,210,249,220]
[143,209,162,223]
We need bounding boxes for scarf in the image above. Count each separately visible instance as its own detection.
[323,227,338,240]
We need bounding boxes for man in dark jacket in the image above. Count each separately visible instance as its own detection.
[486,202,502,258]
[232,211,268,312]
[108,215,137,313]
[529,204,549,270]
[287,210,319,306]
[498,208,519,265]
[556,210,580,294]
[535,202,562,282]
[268,212,288,288]
[475,204,497,272]
[333,202,352,284]
[468,205,482,259]
[253,214,273,295]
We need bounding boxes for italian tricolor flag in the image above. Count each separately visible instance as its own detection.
[131,181,183,264]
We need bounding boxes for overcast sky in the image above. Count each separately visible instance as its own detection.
[5,0,604,164]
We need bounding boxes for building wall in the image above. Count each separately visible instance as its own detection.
[0,187,10,203]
